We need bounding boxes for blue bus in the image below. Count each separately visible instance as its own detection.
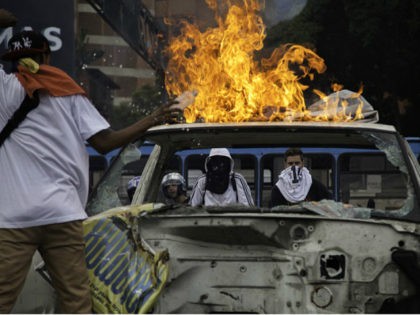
[87,136,420,207]
[406,137,420,161]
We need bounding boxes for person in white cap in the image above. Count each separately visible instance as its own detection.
[270,147,331,206]
[190,148,254,206]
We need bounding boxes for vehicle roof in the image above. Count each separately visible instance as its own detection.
[144,122,397,150]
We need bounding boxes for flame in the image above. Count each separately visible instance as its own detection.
[165,0,364,123]
[312,85,365,122]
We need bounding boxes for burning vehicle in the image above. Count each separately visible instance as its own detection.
[82,1,419,313]
[12,0,420,313]
[84,111,420,314]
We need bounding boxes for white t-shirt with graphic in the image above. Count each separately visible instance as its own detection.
[0,69,110,228]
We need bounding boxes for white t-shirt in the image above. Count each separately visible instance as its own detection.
[0,69,110,228]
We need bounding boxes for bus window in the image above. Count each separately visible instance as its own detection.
[338,153,408,209]
[161,154,183,176]
[307,154,334,192]
[232,154,257,201]
[261,153,334,207]
[185,154,207,192]
[406,137,420,160]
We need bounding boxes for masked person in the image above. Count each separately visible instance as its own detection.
[270,148,331,206]
[161,172,189,205]
[190,148,254,206]
[0,11,182,313]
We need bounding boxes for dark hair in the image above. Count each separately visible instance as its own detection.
[284,147,303,161]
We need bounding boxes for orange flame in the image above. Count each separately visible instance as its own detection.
[165,0,363,123]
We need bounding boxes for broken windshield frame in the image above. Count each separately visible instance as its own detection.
[85,124,419,222]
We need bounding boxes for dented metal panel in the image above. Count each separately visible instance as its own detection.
[82,122,420,313]
[138,214,420,313]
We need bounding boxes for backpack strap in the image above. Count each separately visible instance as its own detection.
[231,172,238,202]
[0,92,40,147]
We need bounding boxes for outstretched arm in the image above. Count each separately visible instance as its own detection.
[88,100,182,154]
[0,9,17,28]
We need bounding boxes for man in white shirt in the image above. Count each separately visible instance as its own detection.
[0,9,181,313]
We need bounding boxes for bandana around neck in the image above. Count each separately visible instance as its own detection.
[276,166,312,204]
[15,63,86,98]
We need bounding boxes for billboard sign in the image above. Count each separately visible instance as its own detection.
[0,0,75,76]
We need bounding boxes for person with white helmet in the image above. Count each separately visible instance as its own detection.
[190,148,254,206]
[161,172,189,205]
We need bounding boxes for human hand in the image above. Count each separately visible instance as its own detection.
[149,99,184,126]
[0,9,17,28]
[170,90,198,111]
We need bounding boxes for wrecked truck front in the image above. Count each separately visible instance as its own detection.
[137,209,420,313]
[85,122,420,313]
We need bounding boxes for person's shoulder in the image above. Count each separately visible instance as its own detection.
[59,93,91,106]
[0,68,9,82]
[232,172,246,179]
[197,174,206,181]
[0,69,24,96]
[0,68,17,82]
[192,174,206,188]
[232,172,249,185]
